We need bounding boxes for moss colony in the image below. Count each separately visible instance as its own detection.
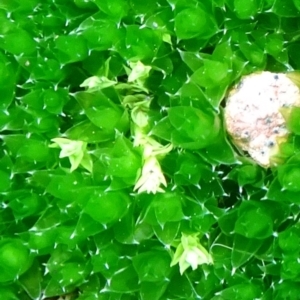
[1,0,300,299]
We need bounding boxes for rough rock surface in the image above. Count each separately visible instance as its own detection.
[224,71,300,167]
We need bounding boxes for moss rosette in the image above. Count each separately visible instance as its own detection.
[224,71,300,167]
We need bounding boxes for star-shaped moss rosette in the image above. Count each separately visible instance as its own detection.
[170,233,213,275]
[49,138,93,172]
[133,155,167,194]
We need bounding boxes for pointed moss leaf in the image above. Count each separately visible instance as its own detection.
[44,278,68,298]
[259,201,290,226]
[240,42,265,67]
[174,152,202,185]
[8,192,46,219]
[91,243,121,276]
[74,91,129,132]
[108,263,139,293]
[0,11,16,34]
[29,57,66,81]
[18,139,50,162]
[272,0,300,17]
[179,50,204,72]
[75,213,107,240]
[74,0,97,8]
[234,0,258,19]
[81,19,123,51]
[234,207,273,239]
[203,60,229,83]
[283,106,300,135]
[212,41,233,63]
[55,35,88,64]
[228,164,264,187]
[0,288,18,300]
[132,222,154,243]
[133,250,171,282]
[0,29,36,55]
[232,235,263,268]
[0,53,17,110]
[145,8,174,32]
[53,262,88,287]
[46,246,86,273]
[218,209,238,235]
[0,239,32,283]
[152,192,184,225]
[281,257,300,280]
[273,281,300,299]
[94,0,128,20]
[167,272,196,298]
[125,25,162,60]
[130,0,158,14]
[104,136,141,179]
[140,281,169,300]
[152,56,174,76]
[153,222,180,245]
[21,89,43,110]
[29,229,57,255]
[84,190,130,225]
[113,208,135,243]
[0,170,10,192]
[19,260,42,300]
[65,120,114,143]
[205,131,237,164]
[80,152,93,173]
[278,227,300,253]
[106,154,140,179]
[195,266,221,298]
[278,163,300,192]
[294,0,300,10]
[267,177,300,203]
[46,173,86,201]
[43,88,69,114]
[265,33,284,56]
[180,81,208,106]
[212,283,262,300]
[174,7,217,40]
[78,274,101,296]
[166,106,220,149]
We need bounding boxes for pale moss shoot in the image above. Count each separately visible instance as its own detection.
[79,76,117,92]
[125,61,172,194]
[134,155,167,194]
[171,233,213,275]
[133,128,172,194]
[49,138,93,172]
[127,61,151,83]
[79,57,116,92]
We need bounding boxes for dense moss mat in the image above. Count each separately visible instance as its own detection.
[1,0,300,299]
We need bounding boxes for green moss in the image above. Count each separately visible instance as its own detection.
[0,0,300,298]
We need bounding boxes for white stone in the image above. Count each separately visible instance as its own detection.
[224,71,300,167]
